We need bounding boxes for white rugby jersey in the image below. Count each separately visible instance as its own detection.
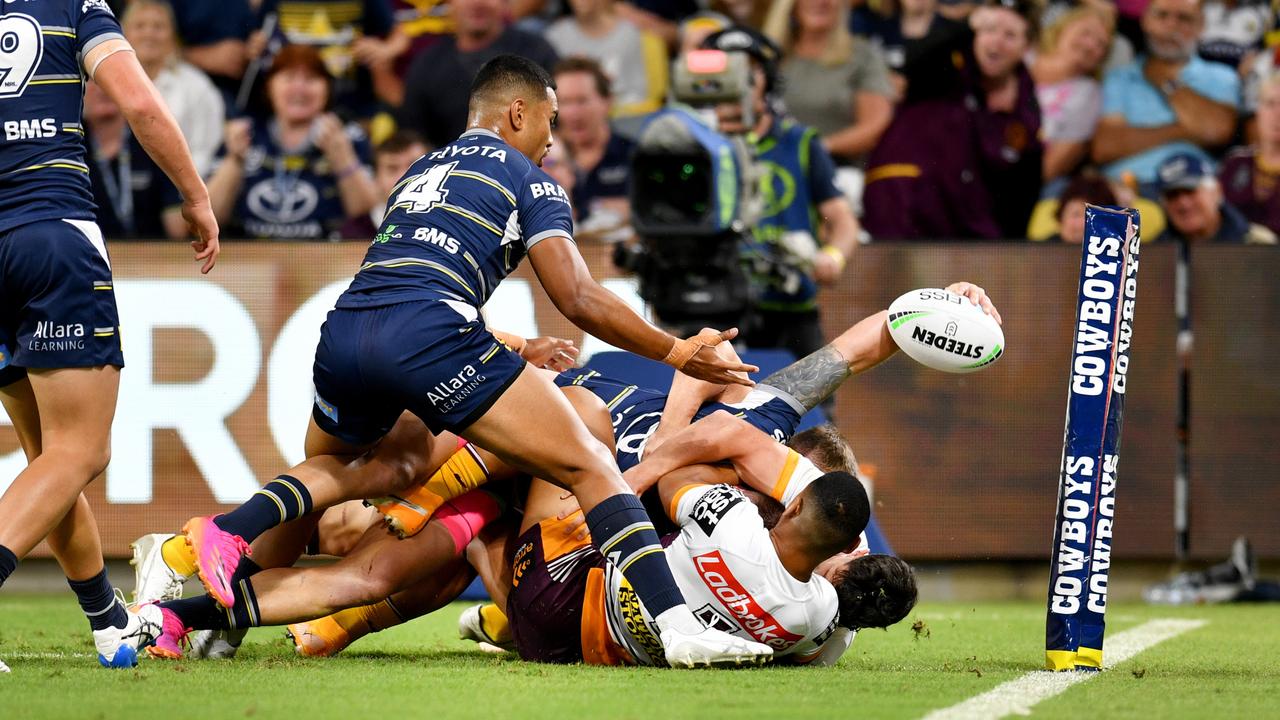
[603,478,855,666]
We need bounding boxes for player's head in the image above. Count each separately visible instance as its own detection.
[468,55,558,166]
[781,471,870,558]
[700,26,781,133]
[789,424,858,476]
[817,553,917,630]
[374,130,428,197]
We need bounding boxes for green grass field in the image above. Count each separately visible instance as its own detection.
[1,596,1276,719]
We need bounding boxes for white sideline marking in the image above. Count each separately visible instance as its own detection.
[923,619,1207,720]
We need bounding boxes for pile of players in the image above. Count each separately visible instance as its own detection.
[0,5,1001,669]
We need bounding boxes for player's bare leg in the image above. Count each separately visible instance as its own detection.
[178,414,439,607]
[462,365,772,667]
[0,369,160,667]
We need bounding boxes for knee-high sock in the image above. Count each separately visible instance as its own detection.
[212,475,312,543]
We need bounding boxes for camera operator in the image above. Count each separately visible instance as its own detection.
[701,28,860,362]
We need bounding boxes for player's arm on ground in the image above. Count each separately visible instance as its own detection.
[528,237,758,386]
[88,40,219,272]
[781,627,855,667]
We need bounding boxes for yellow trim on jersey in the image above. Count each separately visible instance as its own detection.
[666,483,700,522]
[605,386,637,410]
[772,450,801,502]
[439,203,502,236]
[93,330,115,338]
[449,170,516,206]
[357,258,477,299]
[28,79,81,86]
[42,30,76,38]
[479,343,501,364]
[10,162,89,174]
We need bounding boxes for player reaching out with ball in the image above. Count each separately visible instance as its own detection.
[0,0,219,671]
[169,54,770,667]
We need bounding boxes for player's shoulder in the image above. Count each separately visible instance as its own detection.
[684,484,766,538]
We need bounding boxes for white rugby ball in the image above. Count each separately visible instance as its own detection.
[886,288,1004,374]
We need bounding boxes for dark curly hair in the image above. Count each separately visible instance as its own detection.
[833,554,917,630]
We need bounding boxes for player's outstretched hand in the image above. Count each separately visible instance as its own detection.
[671,328,758,387]
[183,197,220,274]
[945,282,1002,325]
[523,336,579,371]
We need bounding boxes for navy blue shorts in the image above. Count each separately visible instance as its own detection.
[311,300,526,445]
[0,219,122,388]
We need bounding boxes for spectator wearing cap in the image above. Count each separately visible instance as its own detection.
[554,58,635,240]
[678,12,732,54]
[341,130,429,239]
[546,0,655,113]
[1157,152,1277,243]
[701,27,860,364]
[1218,75,1280,233]
[398,0,559,148]
[208,45,379,240]
[1092,0,1240,193]
[862,0,1044,239]
[122,0,226,178]
[1030,6,1115,187]
[1049,173,1119,242]
[762,0,895,168]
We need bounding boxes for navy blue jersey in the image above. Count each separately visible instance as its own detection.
[554,368,803,471]
[338,128,574,310]
[0,0,124,232]
[227,118,372,240]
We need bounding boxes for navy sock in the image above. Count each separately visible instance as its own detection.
[162,596,230,631]
[213,475,312,543]
[586,494,685,617]
[160,556,265,631]
[67,568,127,631]
[226,577,263,630]
[0,544,17,587]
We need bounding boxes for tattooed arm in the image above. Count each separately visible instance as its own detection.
[760,311,896,412]
[760,282,1002,412]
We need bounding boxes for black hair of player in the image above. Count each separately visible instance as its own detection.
[376,129,427,159]
[833,554,918,630]
[469,55,556,114]
[804,471,870,553]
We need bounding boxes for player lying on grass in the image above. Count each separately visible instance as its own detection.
[135,282,995,659]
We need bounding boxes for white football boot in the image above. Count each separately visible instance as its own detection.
[130,533,187,604]
[457,604,513,653]
[187,629,246,659]
[660,625,774,669]
[94,600,162,668]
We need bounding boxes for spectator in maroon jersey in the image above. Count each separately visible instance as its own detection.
[1218,75,1280,233]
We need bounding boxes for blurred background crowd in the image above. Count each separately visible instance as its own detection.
[91,0,1280,249]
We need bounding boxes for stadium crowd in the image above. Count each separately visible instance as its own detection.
[90,0,1280,246]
